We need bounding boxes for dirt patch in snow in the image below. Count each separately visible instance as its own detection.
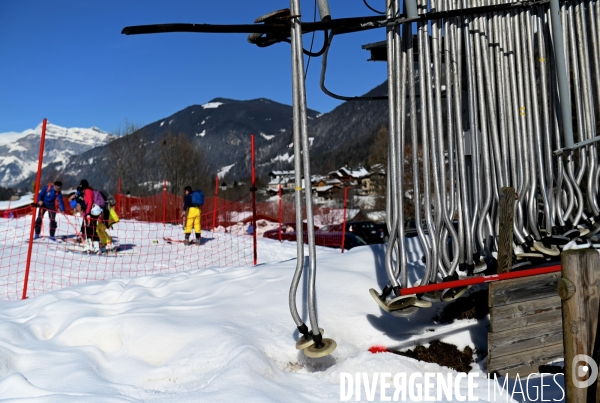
[392,340,474,373]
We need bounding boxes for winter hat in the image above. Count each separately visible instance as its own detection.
[54,181,63,188]
[80,179,89,189]
[184,186,192,193]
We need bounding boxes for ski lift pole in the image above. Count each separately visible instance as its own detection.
[288,0,336,358]
[292,0,319,341]
[23,118,47,300]
[288,0,308,342]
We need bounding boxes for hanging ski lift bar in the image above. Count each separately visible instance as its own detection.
[397,265,561,297]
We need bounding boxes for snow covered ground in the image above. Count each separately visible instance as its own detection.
[0,217,566,402]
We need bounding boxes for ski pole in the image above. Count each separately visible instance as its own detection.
[64,214,85,241]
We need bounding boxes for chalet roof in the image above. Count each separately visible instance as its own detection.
[315,185,334,193]
[268,177,294,185]
[338,166,370,179]
[269,170,295,177]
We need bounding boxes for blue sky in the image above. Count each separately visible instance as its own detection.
[0,0,388,134]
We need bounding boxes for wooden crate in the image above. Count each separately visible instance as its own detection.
[487,271,563,377]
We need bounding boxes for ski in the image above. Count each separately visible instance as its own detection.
[163,237,202,245]
[60,245,134,256]
[163,237,185,244]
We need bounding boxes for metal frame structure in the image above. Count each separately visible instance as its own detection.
[122,0,599,357]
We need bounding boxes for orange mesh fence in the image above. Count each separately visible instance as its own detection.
[0,193,255,301]
[0,192,357,301]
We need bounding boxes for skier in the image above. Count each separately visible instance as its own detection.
[34,181,65,241]
[78,179,103,253]
[71,184,118,252]
[182,186,203,245]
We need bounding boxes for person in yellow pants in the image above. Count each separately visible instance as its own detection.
[182,186,202,245]
[97,207,120,251]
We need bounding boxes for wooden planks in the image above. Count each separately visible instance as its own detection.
[489,317,563,357]
[488,343,565,378]
[488,272,563,378]
[488,272,560,307]
[490,296,562,333]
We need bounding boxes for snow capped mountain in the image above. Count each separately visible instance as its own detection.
[0,122,114,188]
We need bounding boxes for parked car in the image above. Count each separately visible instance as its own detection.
[263,223,368,250]
[263,222,319,242]
[316,231,369,250]
[317,221,384,244]
[373,223,389,242]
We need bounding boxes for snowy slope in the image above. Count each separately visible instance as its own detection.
[0,123,114,188]
[0,215,566,402]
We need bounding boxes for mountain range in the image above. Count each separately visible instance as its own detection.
[2,81,390,194]
[0,124,114,189]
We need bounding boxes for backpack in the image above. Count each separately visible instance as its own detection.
[92,190,106,208]
[99,190,115,206]
[191,190,204,207]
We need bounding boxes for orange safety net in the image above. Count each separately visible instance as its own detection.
[0,193,255,301]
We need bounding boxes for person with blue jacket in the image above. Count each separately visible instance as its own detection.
[34,181,65,241]
[182,186,202,245]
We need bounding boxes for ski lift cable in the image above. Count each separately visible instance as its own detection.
[362,0,386,15]
[304,0,318,78]
[120,0,551,38]
[320,32,388,101]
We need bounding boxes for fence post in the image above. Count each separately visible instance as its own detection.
[341,187,349,253]
[251,134,258,265]
[163,179,167,226]
[560,249,600,403]
[278,184,283,242]
[213,176,218,231]
[117,178,122,216]
[22,118,47,300]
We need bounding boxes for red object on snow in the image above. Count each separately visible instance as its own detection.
[369,345,389,354]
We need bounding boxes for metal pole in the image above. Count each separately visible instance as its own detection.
[549,0,575,149]
[288,0,308,330]
[23,118,47,300]
[405,0,418,18]
[291,0,320,338]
